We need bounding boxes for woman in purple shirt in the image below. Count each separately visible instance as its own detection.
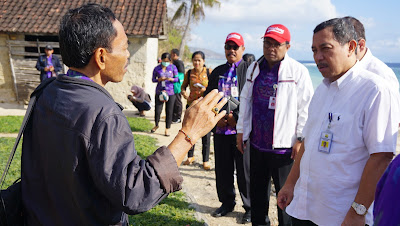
[151,52,178,136]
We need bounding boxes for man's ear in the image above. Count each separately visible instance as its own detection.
[348,40,357,56]
[358,39,366,53]
[94,48,107,70]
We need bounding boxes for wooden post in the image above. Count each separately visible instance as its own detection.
[6,37,19,102]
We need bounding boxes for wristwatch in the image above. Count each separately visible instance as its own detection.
[297,137,304,142]
[351,201,367,216]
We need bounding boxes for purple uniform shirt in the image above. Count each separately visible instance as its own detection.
[46,55,53,78]
[216,60,241,135]
[152,64,178,96]
[66,69,94,82]
[373,154,400,225]
[250,59,291,154]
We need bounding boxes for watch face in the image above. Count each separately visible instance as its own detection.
[356,204,367,215]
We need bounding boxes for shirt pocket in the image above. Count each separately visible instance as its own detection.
[329,112,353,145]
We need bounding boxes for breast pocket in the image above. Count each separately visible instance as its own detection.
[329,113,354,144]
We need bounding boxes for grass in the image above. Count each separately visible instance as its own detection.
[0,116,203,225]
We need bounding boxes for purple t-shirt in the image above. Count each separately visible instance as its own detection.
[152,64,178,96]
[250,59,291,154]
[216,60,241,135]
[66,69,94,82]
[46,55,53,78]
[373,154,400,225]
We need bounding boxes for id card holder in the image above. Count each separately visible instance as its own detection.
[161,81,166,87]
[268,96,276,109]
[231,86,239,98]
[318,130,333,153]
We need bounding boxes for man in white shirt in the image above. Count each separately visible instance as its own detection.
[277,18,398,226]
[344,16,399,92]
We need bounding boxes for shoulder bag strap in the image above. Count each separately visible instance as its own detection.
[0,95,37,188]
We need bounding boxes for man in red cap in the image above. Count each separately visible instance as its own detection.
[204,32,251,223]
[236,24,314,225]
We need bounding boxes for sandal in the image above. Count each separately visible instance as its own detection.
[165,128,170,137]
[151,126,159,133]
[183,157,194,165]
[203,162,211,170]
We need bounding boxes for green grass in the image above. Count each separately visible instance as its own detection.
[0,116,153,133]
[0,133,203,225]
[0,116,23,133]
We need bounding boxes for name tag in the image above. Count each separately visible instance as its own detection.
[231,86,239,98]
[161,81,166,87]
[268,96,276,109]
[318,130,333,153]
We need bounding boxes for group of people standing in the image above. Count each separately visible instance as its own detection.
[151,16,400,226]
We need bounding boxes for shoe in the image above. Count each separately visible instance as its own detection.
[151,126,158,133]
[203,162,211,170]
[165,129,170,137]
[212,205,234,217]
[172,119,181,124]
[139,111,145,117]
[241,210,251,224]
[183,157,194,165]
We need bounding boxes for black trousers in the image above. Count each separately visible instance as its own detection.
[172,93,182,121]
[291,217,318,226]
[130,101,151,112]
[250,145,293,226]
[154,94,176,129]
[187,131,211,162]
[214,134,250,210]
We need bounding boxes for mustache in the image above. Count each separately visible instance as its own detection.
[317,63,328,68]
[227,53,236,57]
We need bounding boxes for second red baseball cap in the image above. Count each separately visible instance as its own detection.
[225,32,244,46]
[263,24,290,43]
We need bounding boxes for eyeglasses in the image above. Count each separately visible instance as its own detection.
[225,44,240,51]
[263,41,286,49]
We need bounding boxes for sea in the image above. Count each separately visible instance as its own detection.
[203,59,400,90]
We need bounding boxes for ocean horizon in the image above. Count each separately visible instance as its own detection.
[201,58,400,90]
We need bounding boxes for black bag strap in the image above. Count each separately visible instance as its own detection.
[0,77,55,188]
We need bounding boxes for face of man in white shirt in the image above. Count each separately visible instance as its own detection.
[311,27,357,82]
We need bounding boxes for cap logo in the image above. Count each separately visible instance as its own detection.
[267,27,284,34]
[227,34,241,40]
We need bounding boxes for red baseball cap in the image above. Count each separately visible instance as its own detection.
[263,24,290,43]
[225,32,244,46]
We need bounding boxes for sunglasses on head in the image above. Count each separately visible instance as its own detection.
[225,44,240,50]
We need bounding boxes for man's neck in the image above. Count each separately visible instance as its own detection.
[358,48,367,61]
[69,67,105,87]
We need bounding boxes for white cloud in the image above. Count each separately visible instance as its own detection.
[358,17,376,28]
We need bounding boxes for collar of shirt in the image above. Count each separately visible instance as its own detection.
[66,69,94,82]
[227,59,242,68]
[322,60,360,90]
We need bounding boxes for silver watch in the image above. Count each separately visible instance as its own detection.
[351,201,367,216]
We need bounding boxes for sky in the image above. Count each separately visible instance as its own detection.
[166,0,400,63]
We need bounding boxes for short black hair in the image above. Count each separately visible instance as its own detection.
[191,51,205,60]
[343,16,366,41]
[243,53,255,64]
[171,48,180,56]
[313,18,357,46]
[161,52,171,60]
[59,3,117,68]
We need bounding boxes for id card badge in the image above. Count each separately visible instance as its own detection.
[161,81,166,87]
[231,86,239,98]
[318,130,333,153]
[268,96,276,109]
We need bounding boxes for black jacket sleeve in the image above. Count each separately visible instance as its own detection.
[88,114,182,215]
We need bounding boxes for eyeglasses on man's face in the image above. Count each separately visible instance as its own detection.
[263,40,286,49]
[225,44,240,51]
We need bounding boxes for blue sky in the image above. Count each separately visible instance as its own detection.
[167,0,400,63]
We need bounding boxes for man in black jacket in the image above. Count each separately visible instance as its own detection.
[204,32,251,224]
[21,4,226,226]
[35,45,62,82]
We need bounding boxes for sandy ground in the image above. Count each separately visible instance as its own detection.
[1,102,400,226]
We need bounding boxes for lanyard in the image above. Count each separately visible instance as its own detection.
[327,112,333,129]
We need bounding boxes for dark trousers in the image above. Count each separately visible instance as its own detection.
[130,101,151,112]
[250,145,293,226]
[172,93,182,121]
[291,217,318,226]
[214,134,250,210]
[187,132,211,162]
[154,94,176,129]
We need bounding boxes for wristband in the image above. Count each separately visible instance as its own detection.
[179,129,194,146]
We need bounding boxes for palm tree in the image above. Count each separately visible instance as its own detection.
[171,0,221,55]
